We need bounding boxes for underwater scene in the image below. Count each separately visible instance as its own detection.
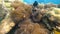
[0,0,60,34]
[23,0,60,4]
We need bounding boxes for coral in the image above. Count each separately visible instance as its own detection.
[47,8,60,23]
[0,18,15,34]
[11,7,31,23]
[11,1,32,23]
[11,1,24,9]
[14,19,50,34]
[1,1,60,34]
[11,0,32,14]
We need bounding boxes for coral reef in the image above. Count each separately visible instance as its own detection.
[14,19,50,34]
[1,1,60,34]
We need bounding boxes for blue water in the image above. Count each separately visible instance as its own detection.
[23,0,60,4]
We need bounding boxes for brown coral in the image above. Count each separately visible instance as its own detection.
[11,1,32,23]
[11,7,30,23]
[11,1,24,9]
[11,0,32,14]
[10,1,50,34]
[14,19,50,34]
